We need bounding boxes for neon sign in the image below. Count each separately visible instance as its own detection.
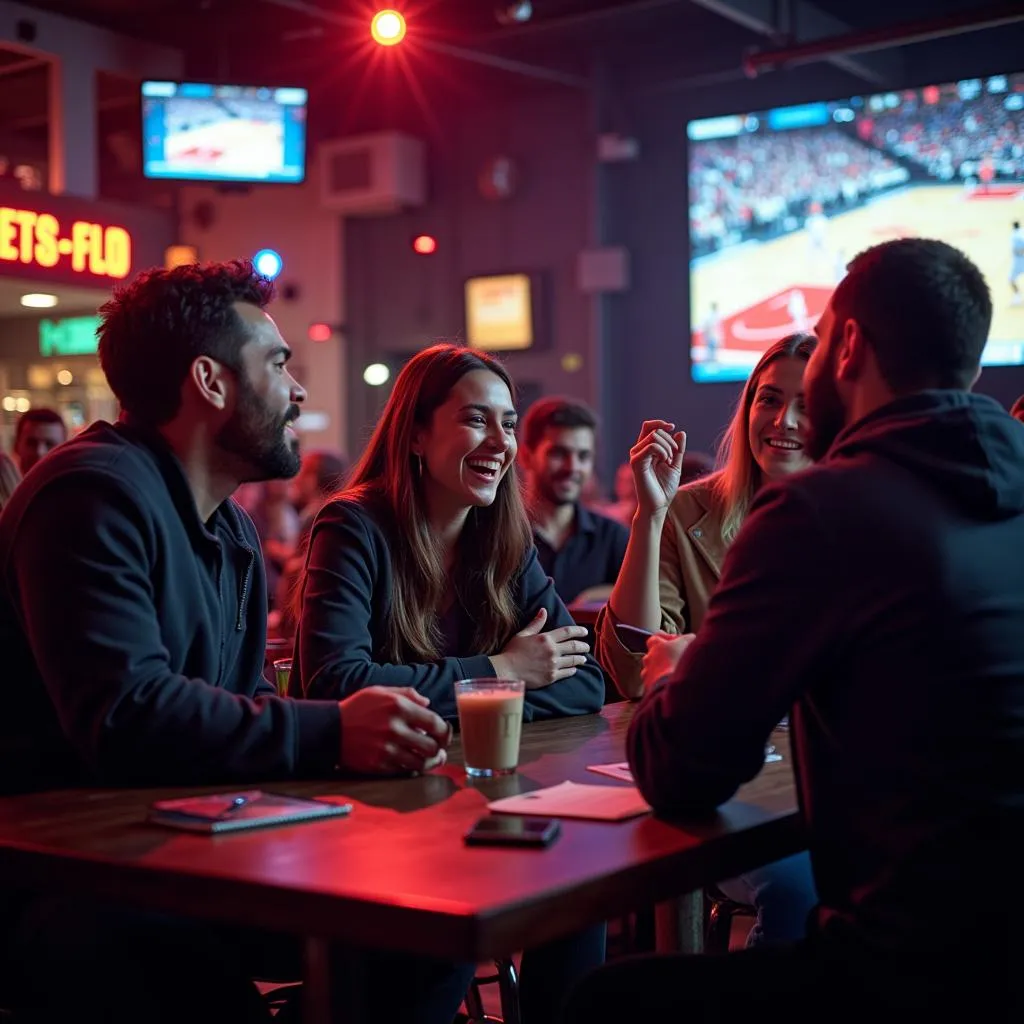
[0,205,132,280]
[38,316,101,357]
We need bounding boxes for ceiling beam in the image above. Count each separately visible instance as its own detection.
[745,2,1024,77]
[690,0,903,86]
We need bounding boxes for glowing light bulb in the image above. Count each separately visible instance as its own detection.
[363,363,391,386]
[253,248,284,279]
[371,9,406,46]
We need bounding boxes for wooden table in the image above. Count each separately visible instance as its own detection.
[0,703,803,1021]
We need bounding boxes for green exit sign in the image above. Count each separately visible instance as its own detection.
[38,316,101,357]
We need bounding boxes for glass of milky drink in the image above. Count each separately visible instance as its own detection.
[455,679,526,777]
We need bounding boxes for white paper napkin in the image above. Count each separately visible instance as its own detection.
[586,761,635,783]
[487,781,650,821]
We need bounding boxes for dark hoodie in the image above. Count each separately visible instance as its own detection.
[629,391,1024,965]
[0,419,341,793]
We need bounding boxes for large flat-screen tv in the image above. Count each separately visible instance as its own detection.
[142,81,307,183]
[687,71,1024,382]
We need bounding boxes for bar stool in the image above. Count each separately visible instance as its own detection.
[463,958,521,1024]
[704,884,756,953]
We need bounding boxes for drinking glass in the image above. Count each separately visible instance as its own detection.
[455,679,525,777]
[273,658,292,698]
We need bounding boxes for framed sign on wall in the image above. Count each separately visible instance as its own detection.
[464,272,544,352]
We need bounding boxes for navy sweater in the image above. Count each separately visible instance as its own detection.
[292,497,605,721]
[0,420,341,792]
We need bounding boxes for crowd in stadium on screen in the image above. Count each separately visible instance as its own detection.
[690,88,1024,258]
[689,128,908,256]
[864,91,1023,182]
[164,98,281,135]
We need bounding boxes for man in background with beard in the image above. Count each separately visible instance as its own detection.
[0,261,470,1023]
[520,397,628,604]
[564,238,1024,1021]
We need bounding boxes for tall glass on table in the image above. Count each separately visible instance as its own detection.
[455,679,525,777]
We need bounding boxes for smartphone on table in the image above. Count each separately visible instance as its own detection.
[463,814,561,848]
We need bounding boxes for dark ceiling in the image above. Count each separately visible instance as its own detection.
[11,1,762,88]
[1,0,1022,180]
[8,1,1024,97]
[0,0,767,168]
[18,0,730,51]
[16,0,1024,87]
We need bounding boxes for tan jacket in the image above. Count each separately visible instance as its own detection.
[595,478,727,699]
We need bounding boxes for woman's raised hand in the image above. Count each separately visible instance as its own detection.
[629,420,686,517]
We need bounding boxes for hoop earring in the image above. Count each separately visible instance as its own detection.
[413,453,423,477]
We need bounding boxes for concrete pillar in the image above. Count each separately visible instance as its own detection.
[48,51,96,198]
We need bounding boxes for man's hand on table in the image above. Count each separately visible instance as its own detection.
[338,687,452,775]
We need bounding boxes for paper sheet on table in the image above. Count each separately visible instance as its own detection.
[586,761,635,783]
[487,781,650,821]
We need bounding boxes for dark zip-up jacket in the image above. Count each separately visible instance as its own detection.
[0,419,341,792]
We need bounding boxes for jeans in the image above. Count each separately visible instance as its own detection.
[717,851,818,946]
[4,895,475,1024]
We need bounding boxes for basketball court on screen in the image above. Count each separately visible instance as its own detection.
[691,183,1024,379]
[165,118,284,175]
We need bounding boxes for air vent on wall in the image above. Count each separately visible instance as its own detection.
[319,132,426,216]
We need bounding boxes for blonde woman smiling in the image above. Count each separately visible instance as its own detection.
[597,333,818,946]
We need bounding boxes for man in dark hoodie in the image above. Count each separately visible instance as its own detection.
[0,260,470,1023]
[563,238,1024,1022]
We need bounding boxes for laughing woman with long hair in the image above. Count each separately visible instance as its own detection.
[291,343,603,722]
[291,343,605,1024]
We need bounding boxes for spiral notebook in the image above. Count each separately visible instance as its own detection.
[148,789,352,834]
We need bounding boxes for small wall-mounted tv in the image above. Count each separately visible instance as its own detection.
[142,81,308,184]
[687,70,1024,382]
[465,273,540,352]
